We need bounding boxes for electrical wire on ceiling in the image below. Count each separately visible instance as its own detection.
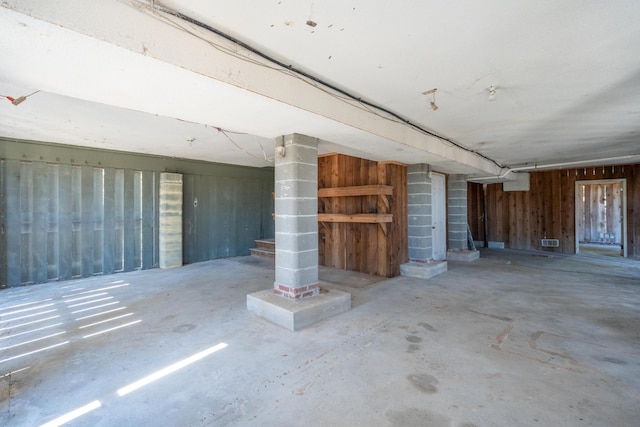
[214,126,273,163]
[172,117,273,163]
[130,1,503,169]
[1,90,40,106]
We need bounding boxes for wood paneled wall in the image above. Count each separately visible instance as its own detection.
[318,154,408,277]
[0,160,158,287]
[468,164,640,258]
[183,174,274,263]
[577,182,622,244]
[1,138,275,287]
[467,180,486,244]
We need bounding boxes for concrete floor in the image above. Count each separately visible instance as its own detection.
[1,249,639,426]
[578,243,623,258]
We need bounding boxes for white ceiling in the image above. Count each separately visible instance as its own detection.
[1,0,640,180]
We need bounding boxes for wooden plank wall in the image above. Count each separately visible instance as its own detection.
[182,175,274,264]
[577,182,622,244]
[0,160,158,287]
[467,164,640,258]
[467,182,486,243]
[318,154,407,277]
[379,162,408,276]
[1,138,276,288]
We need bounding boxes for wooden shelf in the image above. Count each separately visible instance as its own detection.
[318,185,393,198]
[318,213,392,223]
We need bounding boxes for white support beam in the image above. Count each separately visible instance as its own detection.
[1,1,501,175]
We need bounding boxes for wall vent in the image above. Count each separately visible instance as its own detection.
[541,239,559,248]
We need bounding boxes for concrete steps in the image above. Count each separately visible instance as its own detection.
[250,238,275,259]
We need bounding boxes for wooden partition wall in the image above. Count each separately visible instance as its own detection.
[577,182,622,244]
[467,164,640,258]
[318,154,408,277]
[0,138,275,287]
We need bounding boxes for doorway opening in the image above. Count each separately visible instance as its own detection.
[575,179,627,257]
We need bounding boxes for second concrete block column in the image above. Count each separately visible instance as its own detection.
[400,164,448,280]
[407,164,433,262]
[447,174,468,250]
[273,134,319,300]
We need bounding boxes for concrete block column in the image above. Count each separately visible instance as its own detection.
[159,172,183,269]
[407,164,433,262]
[274,134,319,300]
[401,164,448,279]
[247,133,350,330]
[447,174,468,250]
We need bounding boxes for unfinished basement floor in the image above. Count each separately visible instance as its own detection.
[1,249,639,426]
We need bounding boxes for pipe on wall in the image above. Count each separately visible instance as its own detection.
[471,154,640,182]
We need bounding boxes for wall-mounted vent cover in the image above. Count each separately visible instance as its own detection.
[541,239,559,247]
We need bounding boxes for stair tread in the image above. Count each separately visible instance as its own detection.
[250,247,275,259]
[254,238,276,249]
[250,247,275,252]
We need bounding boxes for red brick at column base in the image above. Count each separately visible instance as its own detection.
[273,282,320,301]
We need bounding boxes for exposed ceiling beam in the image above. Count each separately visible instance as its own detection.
[0,0,502,176]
